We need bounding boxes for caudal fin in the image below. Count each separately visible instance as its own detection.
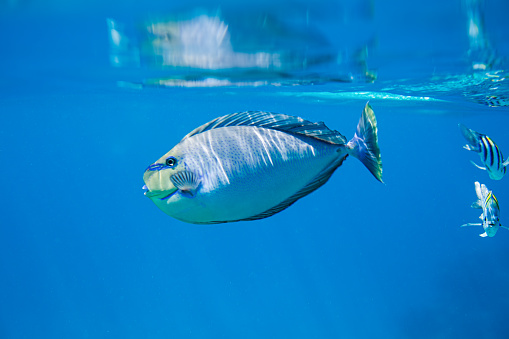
[347,102,383,182]
[459,123,482,152]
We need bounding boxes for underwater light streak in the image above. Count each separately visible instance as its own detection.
[278,91,444,102]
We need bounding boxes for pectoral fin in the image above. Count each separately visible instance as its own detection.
[471,201,482,209]
[503,159,509,167]
[170,171,200,197]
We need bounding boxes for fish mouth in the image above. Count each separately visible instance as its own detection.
[159,190,178,200]
[143,185,178,200]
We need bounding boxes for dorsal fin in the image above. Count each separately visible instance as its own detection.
[182,111,347,145]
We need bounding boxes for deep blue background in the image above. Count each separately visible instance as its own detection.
[1,1,509,338]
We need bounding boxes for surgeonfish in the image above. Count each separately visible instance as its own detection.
[461,181,507,237]
[143,103,383,224]
[459,123,509,180]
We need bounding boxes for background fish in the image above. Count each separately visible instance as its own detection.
[143,103,382,224]
[459,123,509,180]
[461,181,507,237]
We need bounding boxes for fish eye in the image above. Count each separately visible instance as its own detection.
[165,157,177,168]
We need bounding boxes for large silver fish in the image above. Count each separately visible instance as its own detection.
[461,181,506,237]
[459,123,509,180]
[143,103,383,224]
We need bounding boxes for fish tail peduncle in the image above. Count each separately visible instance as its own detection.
[347,102,383,183]
[458,123,482,152]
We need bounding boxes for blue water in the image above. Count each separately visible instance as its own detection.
[1,0,509,338]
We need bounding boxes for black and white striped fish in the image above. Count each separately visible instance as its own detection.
[459,124,509,180]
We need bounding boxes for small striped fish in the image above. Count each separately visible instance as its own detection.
[459,124,509,180]
[461,181,506,237]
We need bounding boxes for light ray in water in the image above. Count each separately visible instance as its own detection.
[277,91,445,102]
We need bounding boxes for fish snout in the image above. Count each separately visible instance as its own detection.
[143,168,178,198]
